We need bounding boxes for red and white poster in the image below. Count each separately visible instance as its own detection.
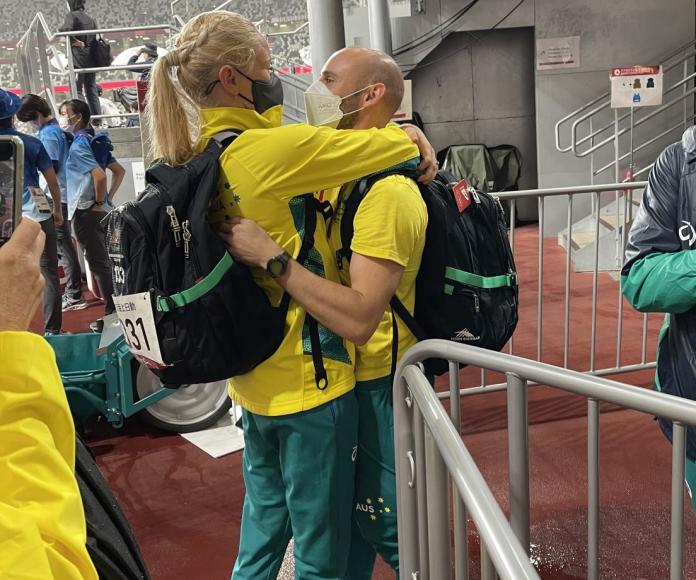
[610,66,663,108]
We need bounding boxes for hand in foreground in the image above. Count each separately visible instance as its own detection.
[400,123,438,184]
[218,218,283,270]
[0,218,45,332]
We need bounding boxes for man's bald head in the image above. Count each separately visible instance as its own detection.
[321,47,405,118]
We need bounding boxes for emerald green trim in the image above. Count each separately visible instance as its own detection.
[444,267,516,289]
[444,283,454,295]
[157,253,234,313]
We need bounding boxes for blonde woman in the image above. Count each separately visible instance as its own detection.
[147,11,433,578]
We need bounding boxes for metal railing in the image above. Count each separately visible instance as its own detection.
[16,13,173,120]
[555,39,696,184]
[395,340,696,580]
[462,181,654,397]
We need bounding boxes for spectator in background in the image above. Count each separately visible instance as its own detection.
[0,218,98,580]
[64,99,124,333]
[59,0,103,118]
[97,85,123,128]
[127,42,158,82]
[0,89,64,335]
[16,94,87,313]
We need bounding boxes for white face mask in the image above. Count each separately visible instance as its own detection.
[58,116,70,130]
[304,80,372,129]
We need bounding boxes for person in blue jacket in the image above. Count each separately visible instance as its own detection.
[622,125,696,509]
[62,99,125,332]
[17,94,87,312]
[0,89,64,334]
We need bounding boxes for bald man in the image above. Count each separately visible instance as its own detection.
[220,47,429,577]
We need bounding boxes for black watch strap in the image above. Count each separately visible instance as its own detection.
[266,251,291,278]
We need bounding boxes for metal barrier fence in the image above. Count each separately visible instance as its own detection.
[394,340,696,580]
[457,181,655,400]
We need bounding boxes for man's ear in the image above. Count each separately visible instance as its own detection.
[363,83,386,108]
[218,65,241,96]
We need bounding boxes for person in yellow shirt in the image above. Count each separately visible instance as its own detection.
[0,218,98,580]
[145,12,434,579]
[219,47,428,578]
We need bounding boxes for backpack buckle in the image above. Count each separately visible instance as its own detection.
[318,199,334,221]
[158,295,177,312]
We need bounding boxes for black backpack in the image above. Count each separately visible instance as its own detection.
[340,169,519,375]
[75,435,150,580]
[106,131,318,385]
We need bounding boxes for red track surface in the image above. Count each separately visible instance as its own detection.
[47,226,696,578]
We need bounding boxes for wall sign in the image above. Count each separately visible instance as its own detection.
[610,66,663,108]
[536,36,580,70]
[390,0,412,18]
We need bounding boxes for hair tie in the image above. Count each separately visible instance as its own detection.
[167,51,181,67]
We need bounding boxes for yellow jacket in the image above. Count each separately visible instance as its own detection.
[0,332,98,580]
[201,106,420,416]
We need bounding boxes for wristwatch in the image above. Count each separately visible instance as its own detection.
[266,251,291,278]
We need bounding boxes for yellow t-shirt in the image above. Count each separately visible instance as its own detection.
[199,106,420,415]
[0,332,98,580]
[328,174,427,382]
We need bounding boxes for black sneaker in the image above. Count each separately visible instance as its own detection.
[89,319,104,333]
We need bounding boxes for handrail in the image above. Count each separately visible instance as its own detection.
[54,24,173,40]
[16,11,173,120]
[397,365,540,580]
[556,42,696,155]
[398,340,696,424]
[571,86,696,159]
[495,181,646,201]
[73,63,154,74]
[267,21,309,36]
[17,12,54,49]
[594,116,696,176]
[570,71,696,155]
[555,92,609,153]
[394,340,696,579]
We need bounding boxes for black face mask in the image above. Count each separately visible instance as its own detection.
[205,69,284,114]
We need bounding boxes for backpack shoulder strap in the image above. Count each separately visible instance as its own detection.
[339,168,420,265]
[211,130,240,150]
[294,194,329,390]
[390,296,427,342]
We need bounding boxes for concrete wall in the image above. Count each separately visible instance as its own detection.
[534,0,694,232]
[378,0,696,233]
[409,27,538,194]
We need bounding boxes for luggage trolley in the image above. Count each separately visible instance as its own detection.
[45,316,231,432]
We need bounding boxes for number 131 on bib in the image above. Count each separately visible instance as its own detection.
[113,292,167,369]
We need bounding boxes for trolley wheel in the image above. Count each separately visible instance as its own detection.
[134,365,231,433]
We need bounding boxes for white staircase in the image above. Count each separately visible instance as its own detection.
[557,190,644,274]
[555,40,696,274]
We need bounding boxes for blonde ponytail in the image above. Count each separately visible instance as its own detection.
[145,11,263,166]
